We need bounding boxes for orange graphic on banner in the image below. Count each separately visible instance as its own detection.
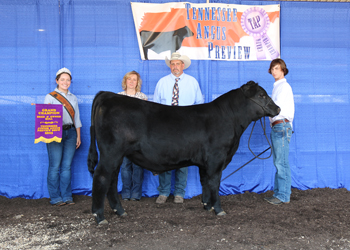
[139,8,279,48]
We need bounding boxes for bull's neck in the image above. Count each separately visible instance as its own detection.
[217,89,259,136]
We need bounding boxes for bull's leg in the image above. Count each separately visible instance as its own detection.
[207,172,226,216]
[91,158,120,224]
[106,168,127,217]
[199,168,212,211]
[91,166,109,224]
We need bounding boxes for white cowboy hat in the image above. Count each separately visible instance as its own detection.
[56,67,72,77]
[165,52,191,69]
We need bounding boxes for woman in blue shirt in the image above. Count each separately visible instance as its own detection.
[44,67,82,206]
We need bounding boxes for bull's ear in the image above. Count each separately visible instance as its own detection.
[241,81,256,92]
[241,84,248,93]
[241,81,258,97]
[246,80,257,86]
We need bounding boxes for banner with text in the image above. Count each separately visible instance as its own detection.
[131,2,280,61]
[34,104,63,144]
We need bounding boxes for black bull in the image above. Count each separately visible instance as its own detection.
[88,81,280,224]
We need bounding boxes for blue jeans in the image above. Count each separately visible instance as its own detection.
[121,157,144,200]
[158,167,188,198]
[270,121,293,203]
[46,128,77,205]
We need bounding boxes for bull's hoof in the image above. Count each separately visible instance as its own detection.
[113,209,127,217]
[98,219,108,225]
[217,211,227,216]
[203,206,214,212]
[119,212,127,217]
[93,213,108,225]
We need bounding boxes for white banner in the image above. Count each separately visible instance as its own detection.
[131,2,280,61]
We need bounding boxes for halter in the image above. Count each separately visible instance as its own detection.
[221,88,273,182]
[221,87,275,182]
[241,87,273,159]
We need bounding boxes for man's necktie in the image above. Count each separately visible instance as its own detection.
[171,78,180,106]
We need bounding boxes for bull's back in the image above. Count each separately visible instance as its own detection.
[93,93,238,170]
[96,94,233,145]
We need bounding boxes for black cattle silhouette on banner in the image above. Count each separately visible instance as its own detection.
[140,26,194,60]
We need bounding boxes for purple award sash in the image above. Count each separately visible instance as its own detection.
[34,104,63,144]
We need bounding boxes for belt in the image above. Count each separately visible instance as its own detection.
[272,119,289,127]
[62,124,75,130]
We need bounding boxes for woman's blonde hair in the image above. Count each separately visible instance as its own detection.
[121,71,142,92]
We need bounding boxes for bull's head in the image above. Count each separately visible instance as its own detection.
[241,81,280,118]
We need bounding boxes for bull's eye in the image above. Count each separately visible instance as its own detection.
[259,93,266,99]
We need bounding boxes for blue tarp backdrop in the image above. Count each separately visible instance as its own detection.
[0,0,349,200]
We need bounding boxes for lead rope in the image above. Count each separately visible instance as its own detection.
[221,117,272,182]
[248,117,272,160]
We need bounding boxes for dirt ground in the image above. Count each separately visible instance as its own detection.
[1,188,350,250]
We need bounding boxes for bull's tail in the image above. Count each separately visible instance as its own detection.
[87,92,103,175]
[88,125,98,175]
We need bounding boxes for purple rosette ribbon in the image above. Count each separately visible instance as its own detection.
[241,7,279,60]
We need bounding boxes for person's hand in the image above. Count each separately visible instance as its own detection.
[76,137,81,149]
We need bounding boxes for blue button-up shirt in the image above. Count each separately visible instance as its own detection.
[153,73,204,106]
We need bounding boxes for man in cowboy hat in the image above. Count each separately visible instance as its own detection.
[153,52,204,204]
